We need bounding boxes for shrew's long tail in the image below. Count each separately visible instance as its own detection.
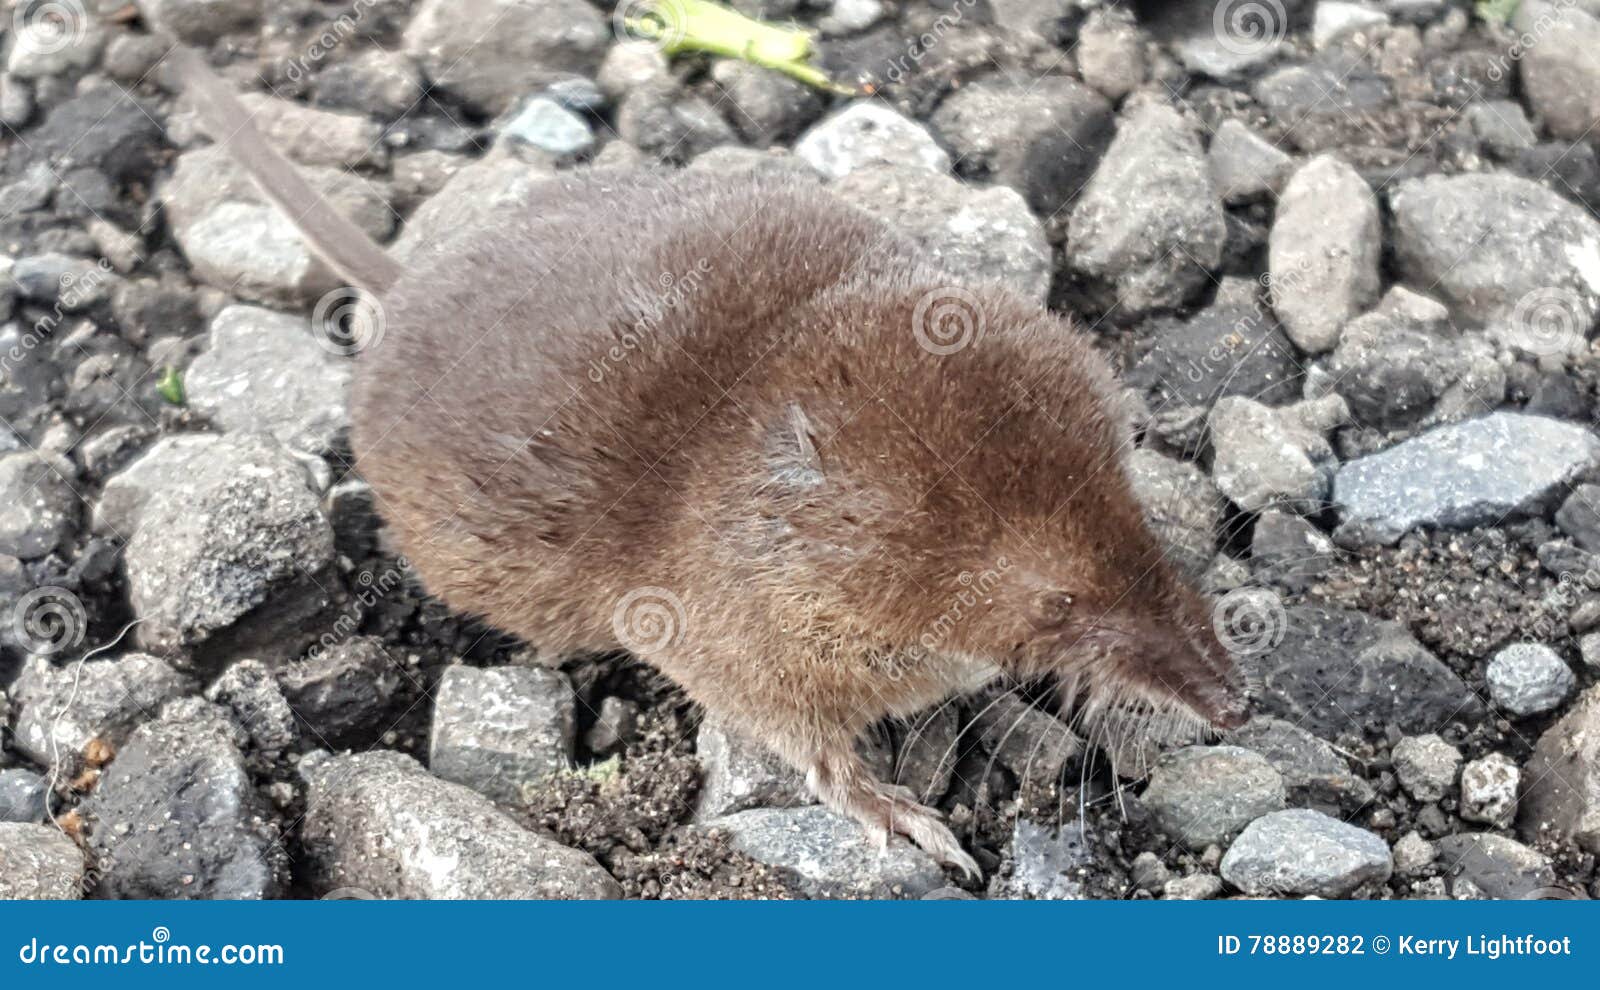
[168,46,404,295]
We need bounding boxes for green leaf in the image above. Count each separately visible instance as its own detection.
[1475,0,1521,23]
[155,366,185,406]
[625,0,856,95]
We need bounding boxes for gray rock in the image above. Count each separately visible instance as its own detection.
[392,154,555,262]
[124,433,336,664]
[1164,873,1224,900]
[1513,1,1600,141]
[301,749,620,898]
[830,164,1051,303]
[138,0,262,44]
[1556,484,1600,553]
[500,96,595,161]
[402,0,608,115]
[314,49,426,119]
[1240,605,1485,739]
[205,659,297,755]
[1208,118,1294,204]
[1389,172,1600,331]
[0,452,77,560]
[1391,733,1461,802]
[703,805,945,898]
[1521,684,1600,853]
[1460,752,1520,829]
[161,145,392,305]
[428,665,576,804]
[596,41,670,99]
[927,75,1113,215]
[1251,510,1335,592]
[1434,833,1555,899]
[1334,413,1600,546]
[1220,809,1393,897]
[694,715,813,821]
[582,696,639,756]
[186,305,352,456]
[990,819,1090,900]
[1254,52,1393,129]
[1076,9,1147,100]
[85,701,287,899]
[1487,643,1575,717]
[94,434,218,536]
[712,60,824,146]
[1161,0,1288,78]
[1465,101,1538,157]
[818,0,887,35]
[1126,283,1303,412]
[1142,745,1286,849]
[278,636,404,749]
[891,703,960,803]
[11,254,116,309]
[1209,395,1348,514]
[0,823,82,899]
[1313,2,1390,47]
[1125,448,1224,580]
[971,695,1081,790]
[0,768,48,823]
[1130,850,1170,892]
[10,653,194,772]
[794,102,950,179]
[1325,287,1505,433]
[615,79,737,161]
[1228,716,1374,813]
[1392,831,1435,876]
[233,94,386,169]
[1068,101,1225,315]
[1268,155,1382,354]
[1581,631,1600,672]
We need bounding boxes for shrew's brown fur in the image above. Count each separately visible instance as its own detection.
[170,46,1245,876]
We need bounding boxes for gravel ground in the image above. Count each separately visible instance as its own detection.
[1,0,1599,900]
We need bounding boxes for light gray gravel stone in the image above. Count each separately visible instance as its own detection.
[1208,118,1294,205]
[704,805,945,898]
[5,14,105,78]
[85,700,287,899]
[1076,8,1147,100]
[694,715,814,821]
[138,0,261,44]
[1434,832,1555,899]
[972,695,1081,792]
[94,434,218,536]
[1068,101,1226,315]
[795,102,951,179]
[1521,684,1600,853]
[830,164,1051,303]
[1580,632,1600,671]
[301,750,621,898]
[205,659,297,755]
[402,0,608,115]
[1163,873,1224,900]
[428,665,576,804]
[186,305,352,456]
[1460,752,1520,828]
[1228,716,1374,813]
[1513,1,1600,141]
[1209,394,1348,514]
[0,822,82,899]
[234,94,386,169]
[124,433,336,664]
[1268,155,1382,354]
[1126,448,1224,580]
[392,154,555,262]
[1220,809,1393,897]
[0,768,48,823]
[1314,2,1390,48]
[1142,745,1286,849]
[0,452,77,560]
[1486,643,1575,717]
[1392,831,1435,876]
[1389,172,1600,331]
[501,96,596,160]
[10,653,194,772]
[1334,413,1600,546]
[1391,733,1461,802]
[990,819,1091,900]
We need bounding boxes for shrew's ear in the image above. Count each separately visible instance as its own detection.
[763,401,824,494]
